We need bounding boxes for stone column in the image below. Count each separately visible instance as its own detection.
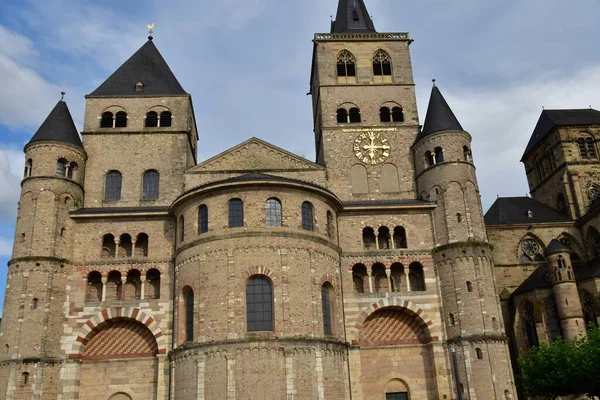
[140,276,146,300]
[226,354,236,400]
[385,266,392,292]
[284,349,295,399]
[366,270,373,294]
[374,229,380,250]
[131,239,136,257]
[101,278,107,302]
[114,239,120,258]
[120,277,127,300]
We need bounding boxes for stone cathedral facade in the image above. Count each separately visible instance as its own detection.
[15,0,600,398]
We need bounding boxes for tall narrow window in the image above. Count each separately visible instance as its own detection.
[545,296,562,341]
[362,227,376,250]
[184,287,194,342]
[229,199,244,228]
[101,234,116,258]
[24,159,32,178]
[434,147,444,163]
[246,276,273,331]
[391,107,404,122]
[146,268,160,299]
[476,348,483,360]
[378,226,391,249]
[104,171,122,201]
[372,50,392,76]
[425,151,434,167]
[579,135,597,158]
[349,108,361,123]
[114,111,127,128]
[145,111,158,127]
[380,107,391,122]
[336,50,356,77]
[135,233,149,257]
[393,226,407,249]
[301,201,314,231]
[86,272,103,301]
[337,108,348,123]
[265,198,282,227]
[522,300,538,349]
[322,283,333,335]
[198,205,208,234]
[467,281,473,292]
[100,112,113,128]
[409,262,426,291]
[142,170,159,200]
[463,146,473,162]
[56,158,67,177]
[327,211,335,240]
[179,216,185,243]
[160,111,172,127]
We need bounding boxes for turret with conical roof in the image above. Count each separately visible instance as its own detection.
[25,99,83,150]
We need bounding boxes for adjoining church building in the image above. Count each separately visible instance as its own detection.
[0,0,597,399]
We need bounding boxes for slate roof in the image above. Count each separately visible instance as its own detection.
[521,109,600,161]
[26,100,83,150]
[89,39,187,97]
[512,265,551,296]
[574,259,600,281]
[544,239,570,256]
[484,197,572,225]
[416,85,464,143]
[331,0,376,33]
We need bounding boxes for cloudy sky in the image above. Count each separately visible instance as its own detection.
[0,0,599,312]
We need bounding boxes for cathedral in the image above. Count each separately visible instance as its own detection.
[0,0,598,399]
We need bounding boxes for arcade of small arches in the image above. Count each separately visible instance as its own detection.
[85,268,161,302]
[423,146,473,169]
[352,262,426,294]
[362,226,408,250]
[102,233,149,259]
[100,108,173,129]
[336,103,405,124]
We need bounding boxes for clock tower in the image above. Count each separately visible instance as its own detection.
[310,0,419,201]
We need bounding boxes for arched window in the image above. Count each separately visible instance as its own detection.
[265,198,282,227]
[24,159,32,178]
[352,264,368,294]
[378,226,391,249]
[380,107,391,122]
[114,111,127,128]
[466,281,473,292]
[86,272,102,301]
[160,111,172,127]
[545,296,562,341]
[246,276,273,331]
[425,151,434,167]
[301,201,314,231]
[321,283,334,335]
[101,234,116,258]
[373,263,387,292]
[229,199,244,228]
[142,170,159,200]
[105,171,122,201]
[362,227,376,250]
[135,233,149,257]
[391,107,404,122]
[327,211,335,241]
[67,162,78,180]
[409,262,426,291]
[476,348,483,360]
[463,146,473,163]
[390,263,405,292]
[520,237,544,261]
[349,107,362,123]
[449,313,456,326]
[178,216,185,243]
[32,298,38,310]
[372,50,392,76]
[337,108,348,123]
[125,269,141,300]
[106,271,122,301]
[146,269,161,299]
[118,234,132,257]
[581,291,598,329]
[336,50,356,77]
[145,111,158,127]
[100,112,114,128]
[22,372,29,385]
[522,300,538,349]
[578,135,597,158]
[183,287,194,342]
[56,158,67,177]
[198,205,208,234]
[393,226,407,249]
[434,147,444,163]
[492,317,498,330]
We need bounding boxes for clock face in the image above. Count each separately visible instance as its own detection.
[353,131,391,165]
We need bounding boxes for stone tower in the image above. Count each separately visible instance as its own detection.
[0,99,86,398]
[543,239,587,341]
[414,84,516,399]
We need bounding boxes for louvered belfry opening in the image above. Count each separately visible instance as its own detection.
[145,111,158,127]
[115,111,127,128]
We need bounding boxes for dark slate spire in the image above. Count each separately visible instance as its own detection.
[89,39,187,97]
[331,0,376,33]
[26,100,82,150]
[544,239,570,257]
[416,82,464,142]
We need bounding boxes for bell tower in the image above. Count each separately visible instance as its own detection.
[310,0,420,200]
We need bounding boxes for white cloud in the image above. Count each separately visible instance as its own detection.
[0,147,23,223]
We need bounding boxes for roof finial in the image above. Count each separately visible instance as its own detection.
[147,22,155,40]
[432,79,436,87]
[60,91,65,101]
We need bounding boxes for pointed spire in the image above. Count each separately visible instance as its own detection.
[89,39,186,97]
[331,0,376,33]
[416,82,464,142]
[26,98,82,150]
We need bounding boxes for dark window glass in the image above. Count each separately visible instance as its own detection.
[145,112,158,127]
[160,111,172,127]
[301,202,314,231]
[104,171,122,201]
[337,109,348,123]
[114,111,127,128]
[179,216,185,243]
[229,199,244,228]
[346,62,356,77]
[336,51,356,77]
[373,62,383,76]
[100,112,113,128]
[380,107,391,122]
[265,198,282,227]
[349,108,361,123]
[185,289,194,341]
[246,276,273,331]
[322,284,332,335]
[434,147,444,163]
[198,205,208,234]
[392,107,404,122]
[142,170,159,200]
[386,393,408,400]
[382,61,392,75]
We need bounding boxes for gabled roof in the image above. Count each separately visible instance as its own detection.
[89,39,186,97]
[331,0,376,33]
[484,197,572,225]
[415,84,464,143]
[26,100,83,150]
[521,109,600,161]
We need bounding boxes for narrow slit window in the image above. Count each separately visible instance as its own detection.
[198,205,208,234]
[229,199,244,228]
[142,170,159,200]
[301,201,314,231]
[246,276,273,331]
[265,198,282,227]
[104,171,122,201]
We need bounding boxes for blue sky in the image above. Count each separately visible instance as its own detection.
[1,0,600,313]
